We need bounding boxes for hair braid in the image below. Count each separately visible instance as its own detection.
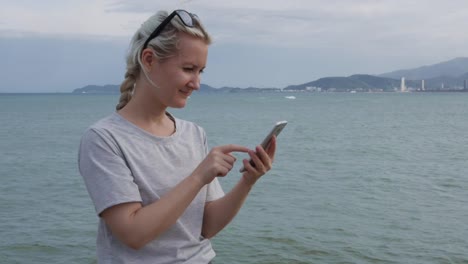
[115,66,138,110]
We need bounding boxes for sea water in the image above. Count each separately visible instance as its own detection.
[1,92,467,263]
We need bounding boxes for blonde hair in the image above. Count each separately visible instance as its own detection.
[116,10,212,110]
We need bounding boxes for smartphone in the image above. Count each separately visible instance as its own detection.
[239,121,288,172]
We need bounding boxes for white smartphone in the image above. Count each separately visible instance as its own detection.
[239,121,288,172]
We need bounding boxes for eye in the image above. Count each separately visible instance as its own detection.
[183,67,195,72]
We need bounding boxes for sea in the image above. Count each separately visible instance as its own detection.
[1,92,467,264]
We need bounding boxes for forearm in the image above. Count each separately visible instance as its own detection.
[202,175,255,238]
[202,139,277,239]
[103,174,205,249]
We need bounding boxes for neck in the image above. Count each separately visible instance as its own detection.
[120,98,167,125]
[117,81,175,137]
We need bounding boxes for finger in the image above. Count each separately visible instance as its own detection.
[248,150,265,172]
[216,144,250,154]
[214,155,235,169]
[242,158,258,174]
[216,160,234,176]
[266,136,277,161]
[255,145,272,170]
[222,153,237,164]
[217,166,230,177]
[209,149,239,165]
[213,153,236,167]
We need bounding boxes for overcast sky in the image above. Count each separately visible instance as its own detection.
[1,0,468,92]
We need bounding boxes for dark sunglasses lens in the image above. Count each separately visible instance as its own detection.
[176,10,194,27]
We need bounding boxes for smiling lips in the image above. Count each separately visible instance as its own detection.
[179,89,191,97]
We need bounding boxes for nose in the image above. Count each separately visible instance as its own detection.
[188,73,201,90]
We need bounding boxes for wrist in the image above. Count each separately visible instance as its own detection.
[240,174,257,188]
[188,173,207,188]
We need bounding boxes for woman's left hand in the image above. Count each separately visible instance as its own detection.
[241,136,277,185]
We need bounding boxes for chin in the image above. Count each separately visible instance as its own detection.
[171,100,188,109]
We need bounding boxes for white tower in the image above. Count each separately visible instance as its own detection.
[421,80,425,91]
[401,77,406,92]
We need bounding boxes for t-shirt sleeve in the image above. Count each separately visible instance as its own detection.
[201,129,225,202]
[78,128,142,215]
[206,178,224,202]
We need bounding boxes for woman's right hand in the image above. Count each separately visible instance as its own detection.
[192,144,250,185]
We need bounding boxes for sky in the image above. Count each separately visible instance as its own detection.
[1,0,468,92]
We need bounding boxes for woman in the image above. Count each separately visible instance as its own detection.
[78,10,276,263]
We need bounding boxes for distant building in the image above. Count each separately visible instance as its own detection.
[401,77,406,92]
[421,80,425,91]
[465,80,467,90]
[305,86,322,92]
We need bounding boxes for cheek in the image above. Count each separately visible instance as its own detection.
[175,73,195,89]
[157,68,192,93]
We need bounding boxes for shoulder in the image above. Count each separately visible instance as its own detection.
[172,116,208,148]
[88,113,123,133]
[174,117,206,137]
[172,116,210,155]
[83,112,135,138]
[80,113,124,148]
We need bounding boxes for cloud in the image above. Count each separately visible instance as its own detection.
[0,0,142,38]
[1,0,468,92]
[91,0,468,72]
[2,0,468,52]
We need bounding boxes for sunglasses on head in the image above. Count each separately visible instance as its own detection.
[142,9,199,51]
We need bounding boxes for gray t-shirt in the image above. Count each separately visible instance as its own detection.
[78,112,224,264]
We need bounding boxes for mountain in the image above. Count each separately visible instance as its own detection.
[284,74,403,92]
[72,84,119,94]
[200,84,280,92]
[199,84,217,92]
[379,57,468,80]
[283,57,468,91]
[72,83,281,94]
[72,57,468,94]
[71,84,219,94]
[283,73,468,92]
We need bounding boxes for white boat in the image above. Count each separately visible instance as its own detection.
[285,96,296,99]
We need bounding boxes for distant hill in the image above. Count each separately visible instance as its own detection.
[284,74,404,92]
[73,57,468,93]
[283,57,468,91]
[197,84,281,93]
[72,84,119,94]
[379,57,468,80]
[72,83,281,94]
[284,72,468,92]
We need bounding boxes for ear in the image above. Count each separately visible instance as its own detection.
[141,48,157,71]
